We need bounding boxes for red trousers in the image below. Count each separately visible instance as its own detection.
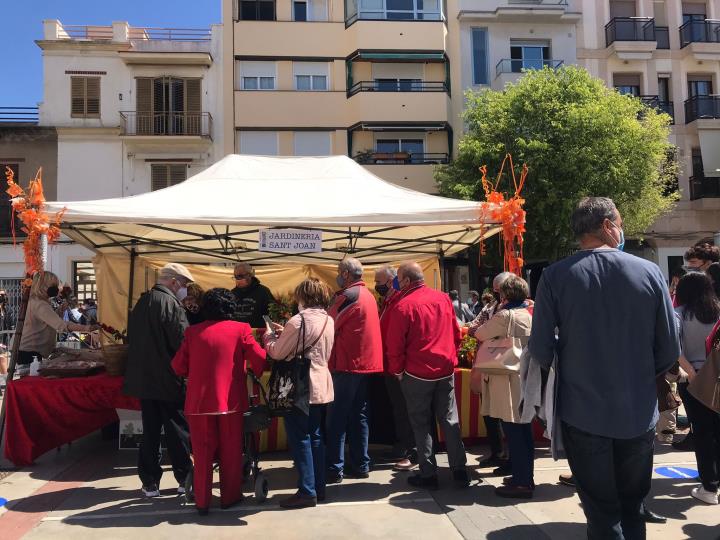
[187,412,244,509]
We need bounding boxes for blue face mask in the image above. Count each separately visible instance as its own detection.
[336,274,346,289]
[611,222,625,251]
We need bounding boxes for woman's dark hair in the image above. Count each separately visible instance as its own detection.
[675,272,720,324]
[707,262,720,298]
[202,288,238,321]
[684,242,720,263]
[499,275,529,303]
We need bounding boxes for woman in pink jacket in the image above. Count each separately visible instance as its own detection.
[264,278,335,509]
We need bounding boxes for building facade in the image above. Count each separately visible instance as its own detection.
[0,20,225,293]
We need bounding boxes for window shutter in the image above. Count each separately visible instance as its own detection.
[151,165,169,191]
[185,79,201,112]
[169,165,187,186]
[136,79,152,113]
[71,77,86,116]
[86,77,100,116]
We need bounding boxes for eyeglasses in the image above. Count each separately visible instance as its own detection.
[234,273,251,280]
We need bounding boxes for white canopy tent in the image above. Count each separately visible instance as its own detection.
[46,155,501,266]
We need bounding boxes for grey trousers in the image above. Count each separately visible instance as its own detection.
[401,374,467,478]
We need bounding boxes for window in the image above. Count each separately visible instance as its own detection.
[294,1,307,20]
[510,42,550,72]
[375,138,424,163]
[472,28,489,85]
[73,262,97,302]
[294,132,332,156]
[135,77,202,135]
[692,148,704,177]
[688,78,712,97]
[0,163,22,238]
[238,131,279,155]
[375,78,422,91]
[238,0,275,20]
[357,0,441,20]
[293,62,329,91]
[238,61,276,90]
[151,164,187,191]
[613,74,641,96]
[658,77,671,102]
[71,76,100,118]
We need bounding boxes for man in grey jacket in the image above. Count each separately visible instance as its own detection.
[529,197,679,540]
[124,263,194,498]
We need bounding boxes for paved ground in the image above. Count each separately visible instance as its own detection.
[0,431,718,540]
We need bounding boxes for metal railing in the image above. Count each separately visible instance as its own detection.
[495,59,563,77]
[120,112,213,138]
[346,10,444,26]
[690,176,720,200]
[605,17,656,46]
[680,19,720,48]
[684,95,720,123]
[640,96,674,123]
[656,26,670,49]
[347,80,448,96]
[0,107,39,123]
[61,25,211,42]
[355,152,449,165]
[507,0,568,4]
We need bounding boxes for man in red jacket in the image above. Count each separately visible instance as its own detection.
[326,257,383,483]
[385,261,470,489]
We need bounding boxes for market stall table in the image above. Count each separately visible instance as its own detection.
[4,373,139,466]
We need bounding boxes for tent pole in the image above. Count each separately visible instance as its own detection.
[127,245,137,322]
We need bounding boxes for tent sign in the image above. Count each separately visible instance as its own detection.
[259,228,323,253]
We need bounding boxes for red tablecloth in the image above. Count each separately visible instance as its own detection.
[4,373,140,466]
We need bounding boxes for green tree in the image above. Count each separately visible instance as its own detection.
[436,66,678,262]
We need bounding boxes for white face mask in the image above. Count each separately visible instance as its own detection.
[176,287,188,302]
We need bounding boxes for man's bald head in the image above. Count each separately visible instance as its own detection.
[398,262,424,285]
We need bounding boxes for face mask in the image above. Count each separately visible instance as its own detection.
[336,275,346,289]
[176,287,188,302]
[611,222,625,251]
[375,284,390,296]
[47,286,59,298]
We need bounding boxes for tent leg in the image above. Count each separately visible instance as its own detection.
[127,247,137,322]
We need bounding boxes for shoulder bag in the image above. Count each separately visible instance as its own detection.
[471,310,523,389]
[688,343,720,414]
[267,313,328,416]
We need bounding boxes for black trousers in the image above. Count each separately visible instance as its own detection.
[502,421,534,487]
[683,387,720,492]
[562,422,654,540]
[484,415,504,457]
[138,399,192,488]
[384,375,416,454]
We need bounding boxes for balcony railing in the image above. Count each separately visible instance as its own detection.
[120,112,213,138]
[62,25,114,40]
[347,81,448,96]
[0,107,39,124]
[656,26,670,49]
[354,152,449,165]
[346,10,444,26]
[605,17,656,46]
[690,176,720,200]
[684,96,720,123]
[61,25,211,42]
[640,96,674,123]
[508,0,568,4]
[680,19,720,48]
[495,59,563,77]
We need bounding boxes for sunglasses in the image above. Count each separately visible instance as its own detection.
[234,273,251,280]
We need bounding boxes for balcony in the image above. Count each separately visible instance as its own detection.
[120,112,213,138]
[0,107,39,125]
[495,59,563,77]
[690,176,720,200]
[680,19,720,48]
[684,96,720,123]
[605,17,656,45]
[640,95,674,123]
[656,26,670,49]
[354,151,449,164]
[348,91,449,123]
[347,80,448,97]
[345,10,444,27]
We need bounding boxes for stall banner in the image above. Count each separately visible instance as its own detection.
[259,229,323,253]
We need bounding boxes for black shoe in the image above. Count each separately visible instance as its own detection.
[478,454,506,468]
[672,434,695,451]
[317,492,326,503]
[640,504,667,524]
[452,469,471,488]
[408,474,439,490]
[492,464,512,477]
[345,470,370,479]
[197,507,209,516]
[326,472,343,484]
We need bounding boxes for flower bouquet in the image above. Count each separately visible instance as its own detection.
[459,335,478,369]
[267,294,296,325]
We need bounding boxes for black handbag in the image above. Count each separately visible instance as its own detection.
[267,314,327,417]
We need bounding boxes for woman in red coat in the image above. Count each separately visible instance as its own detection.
[172,288,266,515]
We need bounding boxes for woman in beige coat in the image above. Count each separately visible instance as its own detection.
[474,275,534,499]
[264,278,334,509]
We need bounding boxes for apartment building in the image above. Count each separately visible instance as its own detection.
[577,0,720,277]
[0,20,225,290]
[221,0,452,194]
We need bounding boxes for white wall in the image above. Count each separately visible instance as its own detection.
[57,139,124,200]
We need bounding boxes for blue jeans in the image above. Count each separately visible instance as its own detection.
[326,372,370,476]
[501,421,534,487]
[284,404,326,498]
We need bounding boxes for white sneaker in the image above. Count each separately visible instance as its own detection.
[177,486,186,495]
[141,484,160,498]
[691,486,719,505]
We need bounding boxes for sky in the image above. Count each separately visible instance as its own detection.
[0,1,221,107]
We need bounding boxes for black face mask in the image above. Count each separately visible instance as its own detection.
[375,284,390,296]
[47,286,60,298]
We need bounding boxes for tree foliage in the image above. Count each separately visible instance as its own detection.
[435,66,678,262]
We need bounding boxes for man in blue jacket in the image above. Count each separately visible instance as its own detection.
[529,197,679,540]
